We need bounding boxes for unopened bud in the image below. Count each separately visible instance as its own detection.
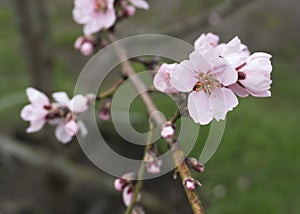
[161,123,175,138]
[99,98,111,121]
[184,177,202,190]
[80,41,94,56]
[186,157,204,173]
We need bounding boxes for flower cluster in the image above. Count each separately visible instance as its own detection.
[154,33,272,125]
[73,0,149,36]
[21,88,93,143]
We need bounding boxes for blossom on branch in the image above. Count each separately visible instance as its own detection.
[21,88,91,143]
[73,0,116,36]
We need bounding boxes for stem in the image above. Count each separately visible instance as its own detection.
[96,78,125,100]
[124,124,154,214]
[107,32,204,214]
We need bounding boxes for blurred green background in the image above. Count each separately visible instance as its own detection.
[0,0,299,213]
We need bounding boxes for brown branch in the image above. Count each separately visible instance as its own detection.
[107,32,204,214]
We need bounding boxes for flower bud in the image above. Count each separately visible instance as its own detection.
[161,123,175,138]
[99,98,111,121]
[145,150,162,174]
[184,177,202,190]
[80,41,94,56]
[186,157,204,173]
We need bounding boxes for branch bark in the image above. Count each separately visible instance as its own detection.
[107,32,204,214]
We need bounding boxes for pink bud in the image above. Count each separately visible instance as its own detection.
[122,186,133,207]
[187,157,205,173]
[99,99,111,121]
[122,186,141,207]
[99,111,110,121]
[161,124,174,138]
[80,41,94,56]
[114,178,126,191]
[74,36,84,49]
[125,5,136,16]
[184,178,196,190]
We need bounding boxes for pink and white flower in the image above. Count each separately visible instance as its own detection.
[229,53,272,97]
[153,63,178,94]
[52,92,89,143]
[194,32,220,50]
[170,47,239,125]
[72,0,116,36]
[21,88,51,133]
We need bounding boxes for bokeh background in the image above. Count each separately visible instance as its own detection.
[0,0,299,213]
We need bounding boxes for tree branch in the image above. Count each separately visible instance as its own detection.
[107,32,204,214]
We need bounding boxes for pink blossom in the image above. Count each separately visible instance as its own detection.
[229,52,272,97]
[21,88,50,133]
[194,32,220,50]
[122,186,141,207]
[153,63,178,93]
[216,36,250,68]
[72,0,116,36]
[52,92,89,143]
[161,124,174,138]
[128,0,149,10]
[170,48,238,125]
[114,178,126,191]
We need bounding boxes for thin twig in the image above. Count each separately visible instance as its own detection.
[125,124,154,214]
[107,32,204,214]
[96,78,125,100]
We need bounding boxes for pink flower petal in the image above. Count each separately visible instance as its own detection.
[189,50,213,74]
[170,60,198,92]
[212,57,237,86]
[26,87,49,107]
[78,120,88,137]
[68,95,88,113]
[194,32,219,49]
[210,88,238,121]
[52,92,70,106]
[228,83,249,98]
[55,123,72,144]
[26,119,46,133]
[21,105,47,121]
[188,91,213,125]
[65,119,79,136]
[153,63,177,93]
[128,0,149,9]
[83,10,116,35]
[122,186,133,207]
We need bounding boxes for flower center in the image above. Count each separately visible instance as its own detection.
[193,72,221,95]
[94,0,107,12]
